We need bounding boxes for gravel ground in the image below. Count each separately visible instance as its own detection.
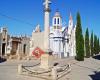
[0,55,100,80]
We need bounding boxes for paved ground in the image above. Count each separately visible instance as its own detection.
[0,55,100,80]
[68,57,100,80]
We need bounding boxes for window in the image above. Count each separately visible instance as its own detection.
[54,18,56,24]
[58,18,59,24]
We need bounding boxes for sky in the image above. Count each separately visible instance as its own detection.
[0,0,99,37]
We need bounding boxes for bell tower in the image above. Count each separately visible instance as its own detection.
[52,11,62,29]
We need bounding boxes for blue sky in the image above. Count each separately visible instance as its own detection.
[0,0,99,37]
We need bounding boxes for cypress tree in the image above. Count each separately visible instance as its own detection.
[85,28,90,58]
[75,12,84,61]
[99,39,100,52]
[94,35,96,55]
[90,31,94,56]
[97,38,99,54]
[99,38,100,53]
[96,36,98,54]
[94,35,97,55]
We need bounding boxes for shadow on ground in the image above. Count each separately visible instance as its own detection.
[89,71,100,80]
[93,55,100,60]
[0,57,6,63]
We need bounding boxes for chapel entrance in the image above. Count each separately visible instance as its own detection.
[2,43,6,56]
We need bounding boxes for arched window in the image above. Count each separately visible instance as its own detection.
[58,18,60,24]
[54,18,56,24]
[23,44,26,54]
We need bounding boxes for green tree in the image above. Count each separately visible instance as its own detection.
[94,35,97,55]
[96,36,98,54]
[97,38,99,54]
[90,31,94,56]
[85,28,90,58]
[99,42,100,52]
[99,38,100,53]
[75,12,84,61]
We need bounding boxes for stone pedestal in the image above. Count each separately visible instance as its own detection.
[18,64,23,74]
[52,67,57,80]
[40,53,53,69]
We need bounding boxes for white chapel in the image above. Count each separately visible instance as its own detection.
[49,11,76,58]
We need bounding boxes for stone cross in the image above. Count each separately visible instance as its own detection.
[43,0,51,9]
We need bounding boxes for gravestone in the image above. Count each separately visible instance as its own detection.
[40,53,54,69]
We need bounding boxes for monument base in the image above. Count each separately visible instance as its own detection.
[40,49,54,69]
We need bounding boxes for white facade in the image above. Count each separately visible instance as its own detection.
[49,11,76,58]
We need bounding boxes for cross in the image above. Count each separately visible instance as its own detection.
[43,0,51,9]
